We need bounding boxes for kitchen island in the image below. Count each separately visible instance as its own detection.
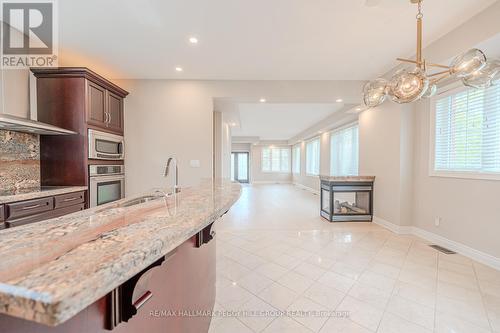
[0,179,241,333]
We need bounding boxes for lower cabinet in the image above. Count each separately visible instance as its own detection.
[2,191,86,228]
[0,228,217,333]
[0,205,4,230]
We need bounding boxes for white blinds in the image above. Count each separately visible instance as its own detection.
[434,85,500,174]
[330,124,359,176]
[292,144,301,174]
[306,138,320,175]
[262,147,290,172]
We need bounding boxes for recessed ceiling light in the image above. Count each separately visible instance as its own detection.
[259,98,266,103]
[175,67,183,72]
[336,98,343,103]
[188,37,198,44]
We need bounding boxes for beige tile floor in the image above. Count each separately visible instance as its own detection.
[209,184,500,333]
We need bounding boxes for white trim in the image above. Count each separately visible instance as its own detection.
[293,182,319,195]
[252,181,292,184]
[372,216,413,235]
[373,216,500,271]
[429,170,500,181]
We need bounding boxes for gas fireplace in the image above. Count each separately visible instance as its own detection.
[320,176,375,222]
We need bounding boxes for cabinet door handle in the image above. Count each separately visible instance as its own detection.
[133,291,152,311]
[63,196,80,202]
[108,111,112,124]
[21,203,44,210]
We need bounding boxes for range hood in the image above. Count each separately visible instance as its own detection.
[0,113,76,135]
[0,69,76,135]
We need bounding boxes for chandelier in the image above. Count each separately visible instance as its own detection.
[363,0,500,107]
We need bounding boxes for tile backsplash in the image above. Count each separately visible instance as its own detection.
[0,130,40,191]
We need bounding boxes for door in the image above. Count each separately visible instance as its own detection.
[231,152,249,183]
[107,91,124,134]
[86,81,107,127]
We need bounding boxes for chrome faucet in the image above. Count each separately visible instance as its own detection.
[164,157,181,194]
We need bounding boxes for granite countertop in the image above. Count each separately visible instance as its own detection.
[0,179,241,326]
[319,175,375,182]
[0,186,88,204]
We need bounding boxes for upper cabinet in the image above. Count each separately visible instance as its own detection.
[32,67,128,135]
[106,91,124,133]
[86,81,107,127]
[86,81,124,133]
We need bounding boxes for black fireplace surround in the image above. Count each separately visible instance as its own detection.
[320,176,375,222]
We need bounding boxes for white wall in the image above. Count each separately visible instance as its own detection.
[358,102,414,227]
[118,80,214,196]
[413,99,500,258]
[114,80,363,195]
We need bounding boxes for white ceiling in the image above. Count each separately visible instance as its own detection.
[231,103,344,140]
[59,0,497,80]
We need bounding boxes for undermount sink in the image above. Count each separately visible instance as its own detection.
[118,194,166,208]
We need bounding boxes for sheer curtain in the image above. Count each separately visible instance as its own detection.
[306,138,320,175]
[330,124,359,176]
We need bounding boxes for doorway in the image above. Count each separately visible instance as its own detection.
[231,152,249,183]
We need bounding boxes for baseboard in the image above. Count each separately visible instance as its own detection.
[252,181,292,184]
[412,227,500,271]
[373,216,500,271]
[372,216,413,235]
[293,182,319,195]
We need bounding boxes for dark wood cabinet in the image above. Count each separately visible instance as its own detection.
[3,191,86,228]
[6,197,54,220]
[86,81,124,134]
[86,81,107,128]
[107,91,124,133]
[32,67,128,193]
[0,205,4,230]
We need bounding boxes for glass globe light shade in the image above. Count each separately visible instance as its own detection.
[363,78,388,107]
[462,60,500,89]
[389,67,429,103]
[451,48,487,78]
[422,84,437,98]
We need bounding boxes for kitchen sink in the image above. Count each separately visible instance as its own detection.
[118,194,166,208]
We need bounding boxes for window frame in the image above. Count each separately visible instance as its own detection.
[292,144,301,175]
[305,137,320,177]
[261,146,291,173]
[429,83,500,181]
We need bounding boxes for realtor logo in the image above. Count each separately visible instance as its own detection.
[1,0,58,68]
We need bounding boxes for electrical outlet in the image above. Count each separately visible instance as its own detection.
[190,160,200,168]
[435,217,441,227]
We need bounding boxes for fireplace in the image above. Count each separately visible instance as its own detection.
[320,176,375,222]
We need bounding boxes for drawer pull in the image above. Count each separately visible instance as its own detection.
[21,203,45,210]
[133,291,153,311]
[63,196,80,202]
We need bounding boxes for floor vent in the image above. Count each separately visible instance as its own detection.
[429,245,456,254]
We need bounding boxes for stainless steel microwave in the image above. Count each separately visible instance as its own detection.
[88,129,124,160]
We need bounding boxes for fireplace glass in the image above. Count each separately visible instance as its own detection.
[333,191,370,215]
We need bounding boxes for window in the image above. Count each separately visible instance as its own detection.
[306,138,320,175]
[292,144,301,174]
[330,124,359,176]
[261,147,290,172]
[432,84,500,179]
